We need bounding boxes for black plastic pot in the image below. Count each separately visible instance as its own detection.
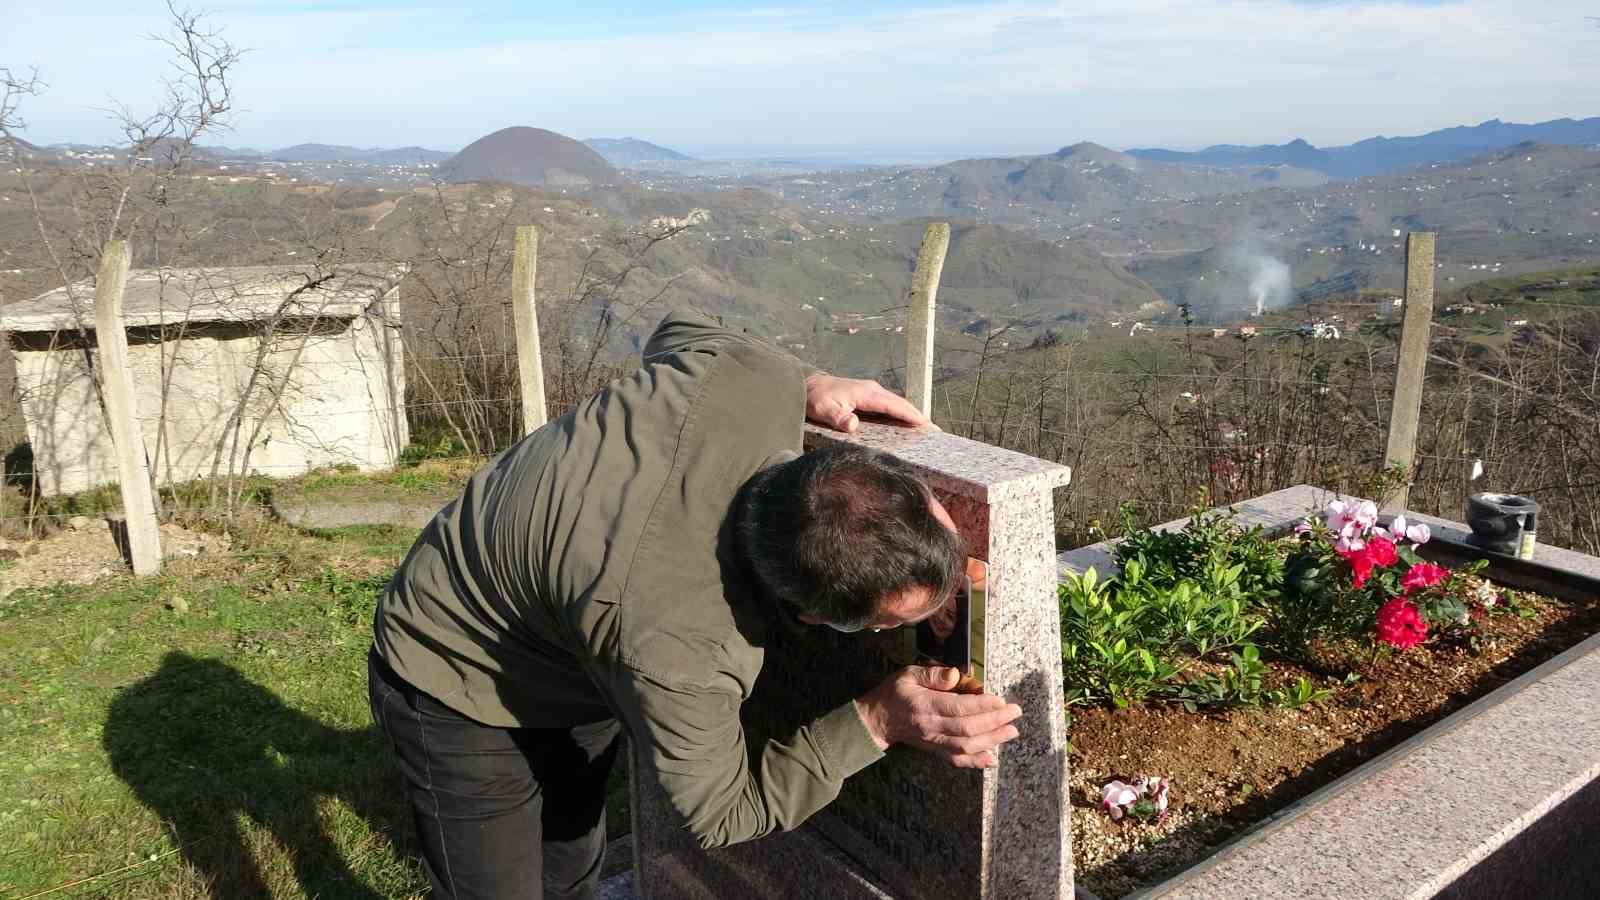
[1466,493,1540,558]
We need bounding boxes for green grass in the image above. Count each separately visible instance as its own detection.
[297,468,456,497]
[0,521,630,899]
[288,458,482,503]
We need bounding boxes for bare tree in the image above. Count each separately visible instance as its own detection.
[400,183,693,456]
[0,67,44,149]
[544,220,691,411]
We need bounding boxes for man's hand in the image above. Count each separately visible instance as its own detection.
[805,373,933,433]
[853,666,1022,768]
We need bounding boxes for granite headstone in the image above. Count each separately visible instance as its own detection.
[632,422,1073,899]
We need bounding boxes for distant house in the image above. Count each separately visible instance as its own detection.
[1211,327,1228,339]
[1,264,408,496]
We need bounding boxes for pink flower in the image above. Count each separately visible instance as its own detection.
[1401,562,1449,594]
[1334,532,1367,554]
[1294,521,1313,536]
[1376,598,1428,648]
[1406,523,1431,545]
[1134,775,1171,817]
[1324,500,1356,535]
[1101,776,1172,823]
[1101,780,1138,821]
[1366,536,1399,568]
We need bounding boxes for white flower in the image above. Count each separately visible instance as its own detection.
[1323,500,1352,532]
[1472,581,1499,608]
[1354,500,1380,530]
[1406,523,1432,545]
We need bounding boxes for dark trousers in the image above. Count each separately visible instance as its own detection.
[368,648,622,899]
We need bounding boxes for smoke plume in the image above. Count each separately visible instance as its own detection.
[1227,245,1291,316]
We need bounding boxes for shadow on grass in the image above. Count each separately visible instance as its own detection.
[104,653,416,899]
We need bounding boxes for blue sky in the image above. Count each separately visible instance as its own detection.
[4,0,1598,159]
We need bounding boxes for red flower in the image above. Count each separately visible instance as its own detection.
[1401,562,1449,594]
[1339,545,1376,588]
[1349,553,1375,587]
[1367,536,1399,567]
[1376,598,1428,649]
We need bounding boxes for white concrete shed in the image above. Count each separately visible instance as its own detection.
[2,263,408,496]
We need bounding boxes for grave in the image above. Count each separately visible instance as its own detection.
[1057,485,1600,899]
[630,421,1074,899]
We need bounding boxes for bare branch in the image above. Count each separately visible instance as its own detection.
[0,66,45,149]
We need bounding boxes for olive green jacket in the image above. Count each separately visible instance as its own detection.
[373,308,884,848]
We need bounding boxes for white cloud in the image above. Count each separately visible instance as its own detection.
[4,0,1598,153]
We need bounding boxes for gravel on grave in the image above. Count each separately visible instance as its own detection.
[1068,588,1600,899]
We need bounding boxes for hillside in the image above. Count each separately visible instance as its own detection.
[760,142,1328,234]
[445,127,618,187]
[515,194,1169,375]
[1129,116,1600,178]
[269,144,452,164]
[0,163,1167,380]
[1103,142,1600,305]
[584,137,693,167]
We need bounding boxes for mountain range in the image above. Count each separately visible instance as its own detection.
[760,141,1328,233]
[39,141,455,165]
[1129,116,1600,177]
[266,144,454,165]
[29,114,1599,179]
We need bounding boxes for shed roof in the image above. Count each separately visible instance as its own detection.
[1,263,406,333]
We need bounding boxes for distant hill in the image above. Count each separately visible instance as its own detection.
[1129,116,1600,177]
[201,145,266,159]
[266,143,453,165]
[1132,138,1333,171]
[800,141,1326,230]
[584,137,693,167]
[1114,142,1600,310]
[0,137,52,162]
[365,147,454,165]
[271,144,368,162]
[446,127,618,187]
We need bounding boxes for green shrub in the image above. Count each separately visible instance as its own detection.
[1113,506,1284,607]
[1060,507,1320,709]
[1060,567,1185,708]
[1059,555,1268,708]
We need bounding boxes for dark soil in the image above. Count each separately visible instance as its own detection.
[1068,589,1600,899]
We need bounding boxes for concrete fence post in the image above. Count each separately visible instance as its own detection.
[511,225,547,435]
[1382,232,1437,515]
[93,241,163,575]
[905,222,951,417]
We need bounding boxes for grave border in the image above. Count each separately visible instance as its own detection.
[1057,485,1600,899]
